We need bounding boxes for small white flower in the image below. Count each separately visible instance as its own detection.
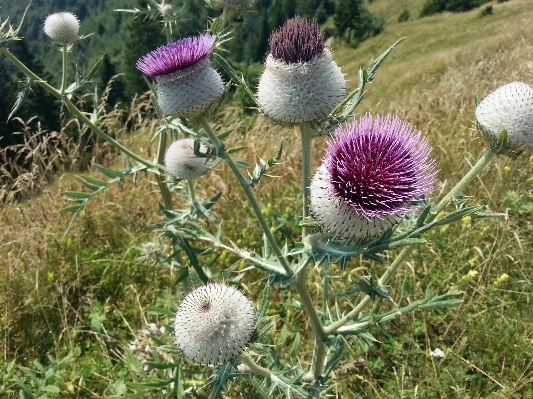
[148,323,158,334]
[475,81,533,150]
[43,12,80,44]
[174,283,255,365]
[429,348,446,359]
[164,138,210,180]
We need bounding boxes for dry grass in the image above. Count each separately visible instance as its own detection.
[1,0,533,396]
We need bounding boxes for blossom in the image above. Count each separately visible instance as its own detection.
[174,283,255,365]
[257,17,346,124]
[43,12,80,44]
[165,138,210,180]
[137,34,224,117]
[475,81,533,150]
[310,114,438,240]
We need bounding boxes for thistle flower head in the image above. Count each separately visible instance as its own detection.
[174,283,255,365]
[136,33,214,78]
[257,17,345,124]
[136,34,224,117]
[43,12,80,44]
[310,114,438,240]
[165,138,210,180]
[270,17,324,64]
[475,81,533,150]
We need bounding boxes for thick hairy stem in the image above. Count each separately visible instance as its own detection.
[198,116,292,276]
[155,128,173,210]
[295,258,326,380]
[60,44,68,95]
[298,124,313,238]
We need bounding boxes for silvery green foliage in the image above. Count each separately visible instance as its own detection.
[43,12,80,44]
[475,81,533,150]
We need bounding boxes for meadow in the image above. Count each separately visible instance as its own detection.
[1,0,533,397]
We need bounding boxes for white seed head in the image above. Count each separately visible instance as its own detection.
[310,164,400,240]
[155,58,224,117]
[174,283,255,365]
[475,81,533,150]
[257,49,346,124]
[164,138,210,180]
[43,12,80,44]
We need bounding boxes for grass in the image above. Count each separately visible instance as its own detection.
[1,0,533,397]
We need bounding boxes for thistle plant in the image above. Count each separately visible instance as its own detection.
[1,2,531,398]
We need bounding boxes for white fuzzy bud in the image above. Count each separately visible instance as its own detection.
[43,12,80,44]
[174,283,255,365]
[475,81,533,150]
[164,138,210,180]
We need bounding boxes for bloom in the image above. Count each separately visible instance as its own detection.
[43,12,80,44]
[475,81,533,150]
[257,17,346,124]
[310,114,438,240]
[137,34,224,117]
[165,138,210,180]
[174,283,255,365]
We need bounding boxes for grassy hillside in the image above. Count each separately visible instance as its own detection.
[1,0,533,397]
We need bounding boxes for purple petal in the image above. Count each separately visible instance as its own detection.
[136,33,215,77]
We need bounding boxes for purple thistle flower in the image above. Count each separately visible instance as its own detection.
[136,33,215,78]
[310,114,438,239]
[136,33,224,117]
[269,16,324,64]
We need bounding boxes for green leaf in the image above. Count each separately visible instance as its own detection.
[86,55,104,81]
[59,204,85,213]
[80,175,109,188]
[289,332,301,357]
[227,146,247,154]
[127,379,173,390]
[62,191,93,199]
[93,163,126,179]
[40,385,60,393]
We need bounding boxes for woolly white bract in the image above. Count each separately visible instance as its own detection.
[43,12,80,44]
[164,138,210,180]
[174,283,255,365]
[258,50,346,123]
[476,81,533,150]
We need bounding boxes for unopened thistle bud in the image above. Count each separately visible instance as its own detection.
[310,114,438,240]
[165,138,210,180]
[257,17,346,124]
[137,34,224,117]
[43,12,80,44]
[475,81,533,151]
[174,283,255,365]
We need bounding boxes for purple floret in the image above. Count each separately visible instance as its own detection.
[325,114,438,219]
[270,17,324,64]
[136,33,215,78]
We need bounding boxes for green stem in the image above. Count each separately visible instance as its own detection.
[155,128,173,210]
[431,149,496,217]
[1,47,160,171]
[324,246,412,334]
[298,124,313,238]
[60,44,68,95]
[241,354,272,379]
[198,116,292,276]
[294,257,326,381]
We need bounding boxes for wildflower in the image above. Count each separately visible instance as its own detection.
[475,81,533,150]
[43,12,80,44]
[257,17,346,124]
[137,33,224,117]
[429,348,446,359]
[310,114,438,240]
[174,283,255,365]
[165,138,210,180]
